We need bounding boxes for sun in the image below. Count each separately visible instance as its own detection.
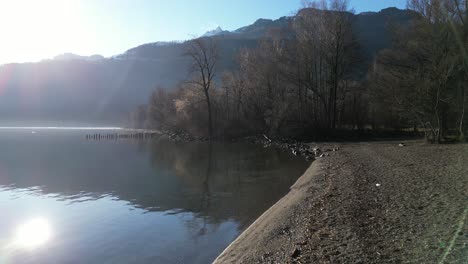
[13,218,52,249]
[0,0,88,63]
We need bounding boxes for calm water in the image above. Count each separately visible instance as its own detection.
[0,128,308,264]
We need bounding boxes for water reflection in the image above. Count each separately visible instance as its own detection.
[145,137,308,228]
[0,135,307,229]
[0,130,308,263]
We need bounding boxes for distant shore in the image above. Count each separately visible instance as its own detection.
[214,140,468,263]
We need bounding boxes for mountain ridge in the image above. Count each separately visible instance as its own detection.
[0,7,414,125]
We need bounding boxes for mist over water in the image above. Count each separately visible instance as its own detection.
[0,128,308,264]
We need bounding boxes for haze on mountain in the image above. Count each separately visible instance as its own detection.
[0,7,412,126]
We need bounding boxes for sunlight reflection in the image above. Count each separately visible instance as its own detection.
[13,218,52,249]
[0,127,122,130]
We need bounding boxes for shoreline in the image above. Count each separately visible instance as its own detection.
[214,141,468,263]
[214,148,329,263]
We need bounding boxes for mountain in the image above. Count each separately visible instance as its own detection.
[233,17,291,38]
[0,8,414,126]
[353,7,414,60]
[202,26,230,37]
[53,53,105,61]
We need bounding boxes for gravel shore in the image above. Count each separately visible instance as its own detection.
[214,140,468,263]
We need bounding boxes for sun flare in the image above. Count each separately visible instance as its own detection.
[0,0,89,63]
[13,218,52,249]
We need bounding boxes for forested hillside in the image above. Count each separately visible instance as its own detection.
[137,1,467,142]
[0,7,413,125]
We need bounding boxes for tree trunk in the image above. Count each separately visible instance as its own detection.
[460,83,466,140]
[205,91,213,140]
[332,74,338,131]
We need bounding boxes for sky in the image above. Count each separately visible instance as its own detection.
[0,0,407,64]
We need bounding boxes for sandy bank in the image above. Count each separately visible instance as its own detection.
[214,141,468,263]
[214,154,330,263]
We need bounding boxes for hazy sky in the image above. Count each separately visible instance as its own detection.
[0,0,406,64]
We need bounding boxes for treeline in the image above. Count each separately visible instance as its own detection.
[132,0,467,142]
[369,0,468,142]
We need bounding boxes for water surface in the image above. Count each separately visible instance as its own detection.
[0,128,308,264]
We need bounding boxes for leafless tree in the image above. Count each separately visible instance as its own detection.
[185,38,218,139]
[291,0,358,132]
[366,0,467,142]
[137,0,465,141]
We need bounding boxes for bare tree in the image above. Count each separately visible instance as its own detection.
[135,0,465,141]
[366,0,467,142]
[407,0,467,140]
[291,0,358,132]
[185,38,218,139]
[147,87,178,130]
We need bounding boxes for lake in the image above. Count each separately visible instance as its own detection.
[0,128,308,264]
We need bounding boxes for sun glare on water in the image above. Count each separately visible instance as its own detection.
[13,218,52,249]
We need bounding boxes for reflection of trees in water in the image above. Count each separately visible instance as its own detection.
[182,143,214,240]
[198,143,212,237]
[1,136,307,237]
[147,138,308,231]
